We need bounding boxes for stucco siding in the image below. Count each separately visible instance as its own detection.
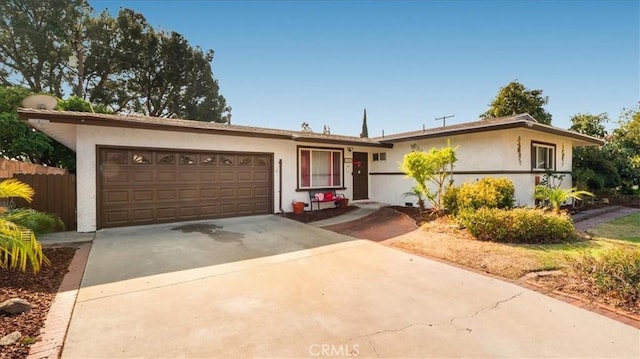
[370,128,575,208]
[74,125,360,232]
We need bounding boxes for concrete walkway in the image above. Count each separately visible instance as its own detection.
[574,206,640,232]
[61,215,640,358]
[309,201,389,227]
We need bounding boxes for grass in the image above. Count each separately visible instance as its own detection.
[589,212,640,243]
[391,218,639,279]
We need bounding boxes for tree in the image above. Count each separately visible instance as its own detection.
[481,81,552,125]
[569,113,609,138]
[360,108,368,138]
[0,178,62,272]
[400,142,457,213]
[0,3,229,122]
[84,9,228,122]
[0,0,89,96]
[0,86,53,163]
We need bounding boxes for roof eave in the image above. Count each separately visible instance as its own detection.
[379,121,605,146]
[292,136,393,148]
[18,110,294,140]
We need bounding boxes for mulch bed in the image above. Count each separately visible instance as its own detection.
[0,247,76,359]
[322,207,419,242]
[283,205,358,223]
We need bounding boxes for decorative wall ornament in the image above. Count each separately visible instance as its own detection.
[517,136,522,165]
[561,143,565,166]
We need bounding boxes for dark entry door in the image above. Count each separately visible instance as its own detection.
[352,152,369,200]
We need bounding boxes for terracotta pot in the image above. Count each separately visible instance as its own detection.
[339,198,349,208]
[292,202,305,214]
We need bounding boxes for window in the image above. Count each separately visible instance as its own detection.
[299,148,343,188]
[532,142,555,170]
[373,152,386,161]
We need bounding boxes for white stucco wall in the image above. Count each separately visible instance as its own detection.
[40,120,581,232]
[370,128,575,208]
[71,125,375,232]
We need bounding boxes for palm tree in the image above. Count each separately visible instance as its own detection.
[534,185,594,215]
[0,179,61,272]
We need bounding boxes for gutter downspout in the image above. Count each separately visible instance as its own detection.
[278,159,284,215]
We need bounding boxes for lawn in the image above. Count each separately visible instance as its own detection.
[391,218,639,280]
[589,212,640,242]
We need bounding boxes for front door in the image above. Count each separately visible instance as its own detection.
[352,152,369,200]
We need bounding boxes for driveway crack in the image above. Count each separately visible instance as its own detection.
[450,292,523,325]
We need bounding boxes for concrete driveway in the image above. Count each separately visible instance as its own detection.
[63,215,640,358]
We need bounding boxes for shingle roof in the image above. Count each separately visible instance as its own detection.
[17,109,604,147]
[16,108,390,148]
[375,113,604,145]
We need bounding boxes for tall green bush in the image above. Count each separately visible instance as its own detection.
[444,177,515,216]
[400,142,457,213]
[457,208,574,244]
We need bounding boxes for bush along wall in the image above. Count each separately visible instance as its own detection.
[443,177,515,216]
[457,207,575,244]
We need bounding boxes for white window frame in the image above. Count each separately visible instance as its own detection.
[532,142,555,171]
[298,147,343,189]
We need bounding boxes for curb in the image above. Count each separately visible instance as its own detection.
[522,280,640,329]
[27,242,91,359]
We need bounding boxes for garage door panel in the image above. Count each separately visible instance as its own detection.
[132,171,154,183]
[157,189,177,200]
[254,171,268,181]
[219,188,236,198]
[132,190,153,202]
[133,209,154,221]
[179,206,198,217]
[178,171,198,181]
[255,202,270,212]
[200,188,218,199]
[254,187,269,198]
[156,207,176,220]
[156,171,176,182]
[106,210,128,223]
[237,171,253,181]
[237,202,254,214]
[218,171,235,182]
[106,190,128,203]
[99,148,273,228]
[238,187,252,198]
[179,188,198,199]
[103,170,128,183]
[200,204,217,215]
[199,171,217,181]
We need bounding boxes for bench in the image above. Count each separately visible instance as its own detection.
[308,189,345,211]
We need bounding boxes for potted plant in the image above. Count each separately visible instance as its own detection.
[292,200,305,214]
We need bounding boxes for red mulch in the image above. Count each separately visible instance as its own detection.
[321,207,419,242]
[0,247,76,359]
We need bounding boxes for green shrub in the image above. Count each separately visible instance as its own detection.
[570,249,640,305]
[442,186,460,215]
[444,177,515,215]
[457,208,575,244]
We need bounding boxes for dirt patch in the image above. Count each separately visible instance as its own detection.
[322,207,418,241]
[0,247,76,359]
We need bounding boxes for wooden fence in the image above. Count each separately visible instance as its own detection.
[11,173,77,231]
[0,158,67,178]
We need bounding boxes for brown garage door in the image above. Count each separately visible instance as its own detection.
[98,146,273,228]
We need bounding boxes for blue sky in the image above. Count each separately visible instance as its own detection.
[89,0,639,137]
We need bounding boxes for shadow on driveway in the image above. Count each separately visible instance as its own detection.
[82,215,354,287]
